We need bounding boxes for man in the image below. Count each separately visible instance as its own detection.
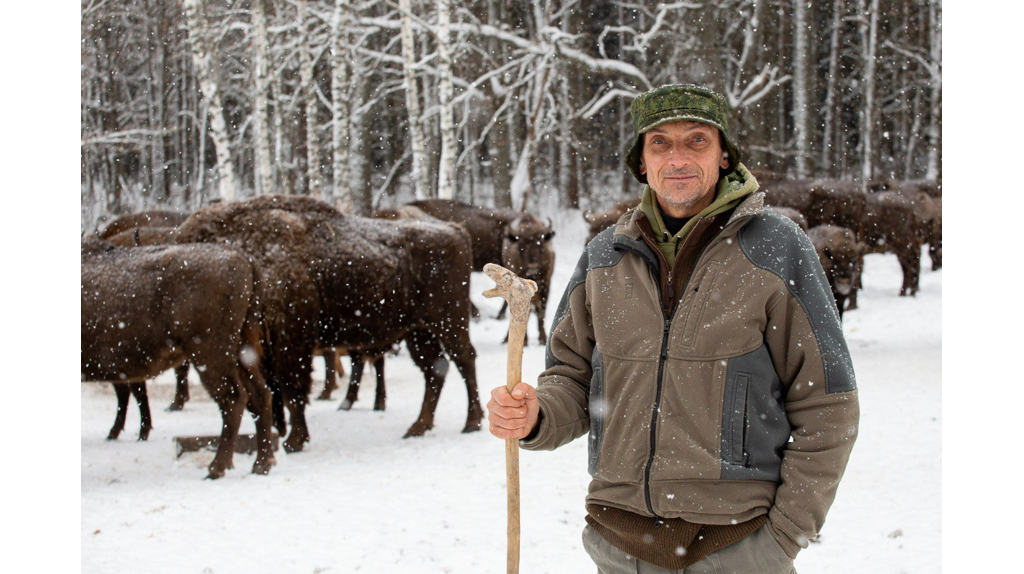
[487,84,859,573]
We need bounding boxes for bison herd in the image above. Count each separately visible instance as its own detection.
[81,196,555,478]
[584,174,941,319]
[83,177,939,479]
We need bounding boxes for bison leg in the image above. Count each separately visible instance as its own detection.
[403,330,449,438]
[436,325,483,434]
[270,385,288,436]
[201,369,247,479]
[282,394,310,452]
[107,383,131,440]
[929,242,942,271]
[534,289,548,346]
[339,352,365,411]
[167,362,190,411]
[128,382,153,441]
[847,257,863,311]
[317,348,340,401]
[897,246,921,296]
[372,355,386,412]
[241,366,276,475]
[835,293,847,321]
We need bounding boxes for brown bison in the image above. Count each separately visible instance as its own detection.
[174,195,483,448]
[583,198,641,244]
[99,214,193,413]
[808,225,864,319]
[869,179,942,271]
[923,196,941,270]
[98,209,190,239]
[765,205,809,232]
[749,168,787,185]
[105,226,178,248]
[497,212,556,345]
[81,238,276,478]
[407,199,556,343]
[763,179,866,236]
[861,191,922,297]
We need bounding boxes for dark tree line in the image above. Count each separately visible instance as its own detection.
[81,0,941,230]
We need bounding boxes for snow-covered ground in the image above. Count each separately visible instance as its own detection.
[80,209,941,573]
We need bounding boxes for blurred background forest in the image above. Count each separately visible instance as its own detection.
[80,0,941,230]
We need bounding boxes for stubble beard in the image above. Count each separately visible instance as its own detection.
[657,167,718,216]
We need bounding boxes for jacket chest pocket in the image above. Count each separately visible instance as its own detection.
[676,262,722,352]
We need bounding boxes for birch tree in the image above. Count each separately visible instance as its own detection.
[435,0,456,200]
[182,0,239,201]
[820,0,843,174]
[251,0,275,195]
[330,0,352,211]
[925,0,941,181]
[791,0,810,177]
[398,0,430,200]
[298,0,324,198]
[858,0,879,187]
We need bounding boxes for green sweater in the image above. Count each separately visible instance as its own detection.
[639,163,759,269]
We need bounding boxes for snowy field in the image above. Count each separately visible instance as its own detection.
[80,209,941,573]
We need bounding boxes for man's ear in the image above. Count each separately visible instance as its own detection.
[639,156,647,176]
[720,151,730,170]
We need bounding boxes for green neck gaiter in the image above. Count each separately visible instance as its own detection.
[638,163,759,268]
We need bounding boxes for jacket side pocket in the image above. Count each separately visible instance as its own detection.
[723,371,751,467]
[588,348,605,477]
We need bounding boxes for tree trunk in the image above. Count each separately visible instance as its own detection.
[792,0,810,178]
[330,0,352,212]
[182,0,239,201]
[252,0,275,196]
[858,0,879,188]
[436,0,457,200]
[926,0,941,182]
[298,0,324,198]
[820,0,842,176]
[399,0,430,200]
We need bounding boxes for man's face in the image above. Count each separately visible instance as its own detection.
[639,121,730,218]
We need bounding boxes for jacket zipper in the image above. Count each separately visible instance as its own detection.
[643,316,672,520]
[610,209,749,515]
[627,219,739,520]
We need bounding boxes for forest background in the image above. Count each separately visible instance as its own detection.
[80,0,941,230]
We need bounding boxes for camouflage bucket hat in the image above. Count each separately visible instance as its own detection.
[624,84,742,184]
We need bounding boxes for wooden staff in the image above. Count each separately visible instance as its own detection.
[483,262,537,574]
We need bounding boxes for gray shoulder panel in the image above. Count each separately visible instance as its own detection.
[738,212,857,394]
[544,227,625,369]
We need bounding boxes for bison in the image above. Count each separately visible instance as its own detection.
[407,199,556,344]
[174,195,483,449]
[98,209,190,239]
[762,179,866,237]
[497,212,556,345]
[765,205,809,232]
[870,179,942,271]
[808,225,864,320]
[861,191,922,297]
[81,238,276,478]
[583,198,641,244]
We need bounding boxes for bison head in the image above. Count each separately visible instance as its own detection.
[820,235,864,297]
[501,214,555,281]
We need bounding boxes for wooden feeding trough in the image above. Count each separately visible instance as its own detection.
[174,432,280,459]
